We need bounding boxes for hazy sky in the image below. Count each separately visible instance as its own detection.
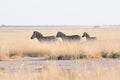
[0,0,120,25]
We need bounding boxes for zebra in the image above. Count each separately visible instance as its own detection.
[31,31,57,42]
[82,32,96,40]
[56,32,80,41]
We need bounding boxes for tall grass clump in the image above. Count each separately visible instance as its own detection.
[0,46,10,61]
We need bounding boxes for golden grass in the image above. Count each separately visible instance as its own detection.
[0,28,120,60]
[0,28,120,80]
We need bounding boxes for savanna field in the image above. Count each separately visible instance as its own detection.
[0,28,120,80]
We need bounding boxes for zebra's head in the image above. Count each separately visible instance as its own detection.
[56,32,66,38]
[82,32,90,38]
[31,31,43,40]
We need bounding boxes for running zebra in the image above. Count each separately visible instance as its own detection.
[82,32,96,40]
[56,32,80,41]
[31,31,57,42]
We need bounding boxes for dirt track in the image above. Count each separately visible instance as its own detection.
[0,58,119,72]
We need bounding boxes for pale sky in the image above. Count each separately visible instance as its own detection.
[0,0,120,25]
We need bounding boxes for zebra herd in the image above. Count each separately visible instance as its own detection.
[31,31,96,42]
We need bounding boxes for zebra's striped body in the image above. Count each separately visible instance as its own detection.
[56,32,80,41]
[31,31,57,42]
[82,32,96,40]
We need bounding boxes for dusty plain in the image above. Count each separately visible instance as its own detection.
[0,28,120,80]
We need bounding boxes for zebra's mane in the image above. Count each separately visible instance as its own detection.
[84,32,90,38]
[34,31,43,37]
[58,32,66,36]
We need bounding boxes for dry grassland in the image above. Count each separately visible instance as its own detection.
[0,28,120,60]
[0,28,120,80]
